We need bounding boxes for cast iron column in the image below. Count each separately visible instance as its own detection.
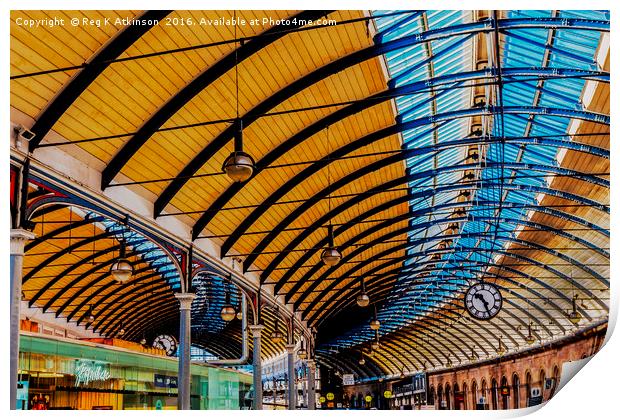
[307,359,317,410]
[175,293,195,410]
[10,228,35,410]
[249,325,265,409]
[286,344,297,410]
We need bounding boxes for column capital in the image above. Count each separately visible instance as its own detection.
[175,293,196,310]
[11,228,35,255]
[285,344,296,353]
[306,359,316,368]
[249,324,265,337]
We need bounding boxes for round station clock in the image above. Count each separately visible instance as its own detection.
[464,282,503,320]
[152,334,178,356]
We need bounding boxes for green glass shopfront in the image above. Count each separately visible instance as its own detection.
[17,333,252,410]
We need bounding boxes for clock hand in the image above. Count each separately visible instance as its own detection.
[474,293,491,311]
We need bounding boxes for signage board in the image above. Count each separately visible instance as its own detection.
[154,374,178,388]
[75,360,111,386]
[500,386,510,396]
[342,374,355,386]
[319,396,326,403]
[365,395,372,403]
[412,372,427,394]
[383,390,392,398]
[326,392,335,401]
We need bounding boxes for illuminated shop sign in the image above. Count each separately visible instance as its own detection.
[154,374,178,388]
[74,360,111,386]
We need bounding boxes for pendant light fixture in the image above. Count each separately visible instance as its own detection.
[525,321,537,345]
[369,304,380,331]
[118,322,125,337]
[321,224,342,266]
[321,126,342,266]
[87,305,95,323]
[497,335,506,356]
[356,278,370,307]
[469,347,478,362]
[220,279,237,322]
[110,239,133,283]
[567,293,582,326]
[222,15,255,182]
[271,307,285,343]
[445,357,453,368]
[358,351,366,365]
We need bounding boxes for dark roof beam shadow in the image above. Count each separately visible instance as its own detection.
[278,176,607,299]
[101,295,178,336]
[28,10,170,151]
[303,229,606,322]
[285,183,606,306]
[149,17,608,218]
[299,226,606,321]
[25,216,105,252]
[30,244,122,308]
[101,10,331,190]
[68,267,177,322]
[22,231,116,284]
[318,285,507,350]
[294,213,608,314]
[40,245,150,313]
[316,352,383,378]
[320,265,564,338]
[112,305,180,341]
[76,274,173,327]
[230,107,608,268]
[90,283,176,332]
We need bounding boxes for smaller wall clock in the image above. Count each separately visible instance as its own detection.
[152,334,178,356]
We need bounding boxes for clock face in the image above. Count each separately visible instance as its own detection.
[464,283,502,320]
[152,334,178,356]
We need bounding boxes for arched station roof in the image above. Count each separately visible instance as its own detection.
[10,9,609,378]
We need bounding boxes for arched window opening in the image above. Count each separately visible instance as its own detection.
[512,374,521,409]
[491,378,498,410]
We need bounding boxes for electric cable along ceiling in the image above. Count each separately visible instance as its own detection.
[10,9,609,378]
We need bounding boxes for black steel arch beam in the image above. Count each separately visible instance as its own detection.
[69,267,177,322]
[277,177,607,298]
[110,304,179,339]
[283,178,609,302]
[315,272,550,352]
[101,10,330,189]
[190,68,604,240]
[25,216,104,252]
[368,337,426,372]
[318,350,385,378]
[187,67,608,234]
[301,231,605,322]
[28,11,169,151]
[317,264,563,338]
[294,215,607,313]
[30,244,121,307]
[92,282,176,332]
[217,105,607,254]
[151,17,608,218]
[23,231,113,284]
[315,353,372,378]
[101,294,178,336]
[298,229,605,321]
